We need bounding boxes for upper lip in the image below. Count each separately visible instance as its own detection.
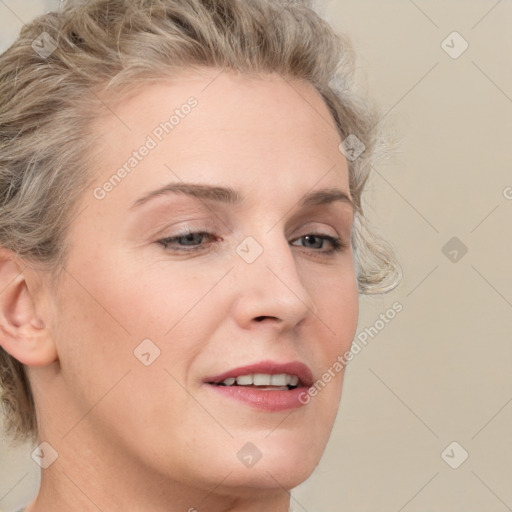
[203,360,314,387]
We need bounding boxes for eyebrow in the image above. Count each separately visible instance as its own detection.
[130,182,354,210]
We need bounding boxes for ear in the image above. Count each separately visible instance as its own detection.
[0,249,58,366]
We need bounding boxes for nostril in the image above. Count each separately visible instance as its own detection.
[255,316,275,322]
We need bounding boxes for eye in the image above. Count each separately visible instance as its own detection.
[156,229,348,256]
[157,229,216,253]
[290,233,348,255]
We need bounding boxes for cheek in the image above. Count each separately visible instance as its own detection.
[51,271,136,417]
[51,260,202,444]
[309,265,359,400]
[53,248,212,394]
[310,262,359,350]
[332,282,359,352]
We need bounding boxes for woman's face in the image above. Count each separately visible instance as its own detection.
[37,69,358,499]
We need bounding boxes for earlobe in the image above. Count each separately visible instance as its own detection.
[0,250,58,366]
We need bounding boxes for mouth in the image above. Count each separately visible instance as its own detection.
[207,372,302,391]
[202,360,313,411]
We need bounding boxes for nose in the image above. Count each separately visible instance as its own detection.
[230,231,318,332]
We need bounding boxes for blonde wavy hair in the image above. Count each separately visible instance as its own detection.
[0,0,401,444]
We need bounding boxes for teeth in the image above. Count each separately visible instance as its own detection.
[235,375,253,385]
[269,374,287,386]
[289,375,299,386]
[219,373,300,387]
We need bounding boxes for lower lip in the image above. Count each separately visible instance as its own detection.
[204,383,309,411]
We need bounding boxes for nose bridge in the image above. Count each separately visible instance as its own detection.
[232,227,318,324]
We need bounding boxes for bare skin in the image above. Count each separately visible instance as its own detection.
[0,68,358,512]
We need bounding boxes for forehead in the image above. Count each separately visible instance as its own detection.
[103,68,336,135]
[88,69,349,210]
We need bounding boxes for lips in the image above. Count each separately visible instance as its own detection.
[203,360,314,388]
[203,360,314,411]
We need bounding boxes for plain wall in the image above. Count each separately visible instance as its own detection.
[0,1,511,511]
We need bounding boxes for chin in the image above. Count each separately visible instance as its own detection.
[218,436,324,491]
[215,463,315,496]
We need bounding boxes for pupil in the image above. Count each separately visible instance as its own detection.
[182,233,201,245]
[305,235,321,248]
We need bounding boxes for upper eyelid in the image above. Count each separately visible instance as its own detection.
[153,208,351,232]
[137,197,352,227]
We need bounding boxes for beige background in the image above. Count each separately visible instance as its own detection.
[1,1,511,511]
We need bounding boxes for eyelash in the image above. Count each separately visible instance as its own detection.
[156,229,349,256]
